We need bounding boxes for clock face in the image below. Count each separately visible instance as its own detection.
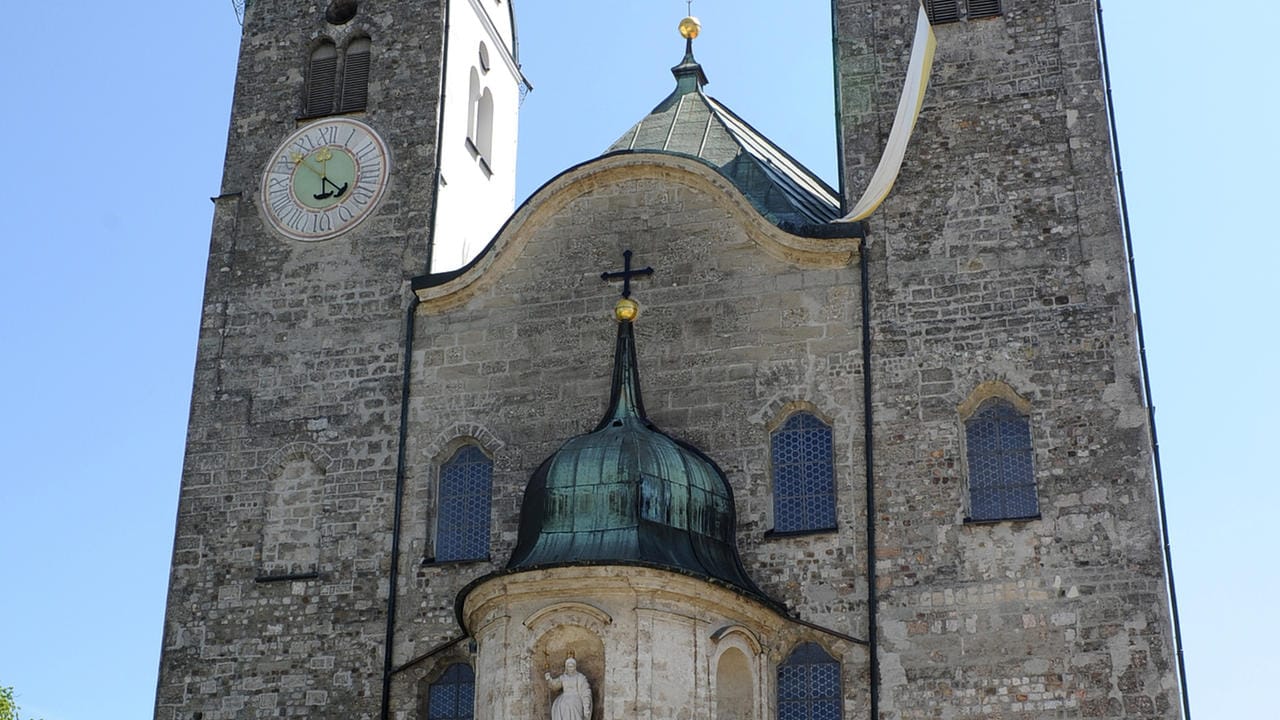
[261,118,390,241]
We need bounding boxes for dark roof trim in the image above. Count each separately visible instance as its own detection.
[411,151,865,293]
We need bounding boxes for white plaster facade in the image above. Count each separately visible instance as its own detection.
[432,0,522,272]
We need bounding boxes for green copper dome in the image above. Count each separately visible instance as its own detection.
[507,307,767,601]
[607,36,843,231]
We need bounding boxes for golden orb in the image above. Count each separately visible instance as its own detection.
[679,16,701,40]
[614,298,640,322]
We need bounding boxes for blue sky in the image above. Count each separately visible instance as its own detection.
[1,2,1273,719]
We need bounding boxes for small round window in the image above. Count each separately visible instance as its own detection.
[478,42,491,73]
[325,0,359,25]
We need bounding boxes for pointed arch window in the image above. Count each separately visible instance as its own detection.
[964,398,1038,521]
[338,37,371,113]
[771,412,836,534]
[778,643,842,720]
[435,445,493,562]
[427,664,475,720]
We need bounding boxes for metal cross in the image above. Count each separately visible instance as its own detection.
[600,250,654,299]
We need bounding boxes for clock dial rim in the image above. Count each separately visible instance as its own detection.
[260,117,391,242]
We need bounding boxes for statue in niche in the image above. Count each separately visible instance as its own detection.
[544,654,592,720]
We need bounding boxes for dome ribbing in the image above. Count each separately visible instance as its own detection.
[507,305,766,601]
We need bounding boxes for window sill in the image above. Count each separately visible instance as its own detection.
[764,526,838,539]
[422,555,491,567]
[255,571,320,583]
[296,108,367,123]
[962,514,1041,526]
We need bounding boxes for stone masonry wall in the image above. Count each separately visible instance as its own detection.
[155,2,446,718]
[835,1,1181,718]
[159,2,1184,718]
[392,160,871,718]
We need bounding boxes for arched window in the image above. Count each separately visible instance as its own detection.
[771,412,836,534]
[964,398,1038,521]
[338,37,371,113]
[476,88,495,167]
[427,664,474,720]
[467,67,481,144]
[305,42,338,117]
[435,445,492,562]
[778,643,841,720]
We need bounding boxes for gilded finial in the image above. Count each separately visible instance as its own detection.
[679,15,701,41]
[615,298,640,323]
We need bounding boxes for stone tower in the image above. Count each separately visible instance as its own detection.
[154,1,520,718]
[158,2,1184,720]
[833,2,1184,718]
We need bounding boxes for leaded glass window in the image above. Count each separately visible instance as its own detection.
[965,399,1038,521]
[427,664,474,720]
[771,412,836,533]
[435,445,492,562]
[778,643,842,720]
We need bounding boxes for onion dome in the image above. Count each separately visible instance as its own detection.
[507,294,768,601]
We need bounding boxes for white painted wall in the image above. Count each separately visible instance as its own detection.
[432,0,523,272]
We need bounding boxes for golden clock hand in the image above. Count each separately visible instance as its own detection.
[289,152,328,178]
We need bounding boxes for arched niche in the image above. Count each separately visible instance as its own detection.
[528,613,606,720]
[712,625,763,720]
[259,442,332,577]
[716,647,754,720]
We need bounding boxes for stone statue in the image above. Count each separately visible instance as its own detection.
[544,656,592,720]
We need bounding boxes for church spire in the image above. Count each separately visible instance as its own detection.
[673,11,708,91]
[598,249,654,426]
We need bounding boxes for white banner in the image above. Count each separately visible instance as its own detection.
[842,4,937,221]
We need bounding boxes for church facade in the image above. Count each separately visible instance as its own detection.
[155,2,1185,720]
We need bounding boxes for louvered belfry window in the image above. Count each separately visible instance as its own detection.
[964,399,1039,521]
[305,42,338,116]
[925,0,961,23]
[304,38,371,116]
[968,0,1003,19]
[778,643,842,720]
[338,37,371,113]
[435,445,493,562]
[427,664,475,720]
[925,0,1002,24]
[771,412,837,534]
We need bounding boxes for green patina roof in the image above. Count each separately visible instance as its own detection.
[507,311,767,601]
[607,41,842,229]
